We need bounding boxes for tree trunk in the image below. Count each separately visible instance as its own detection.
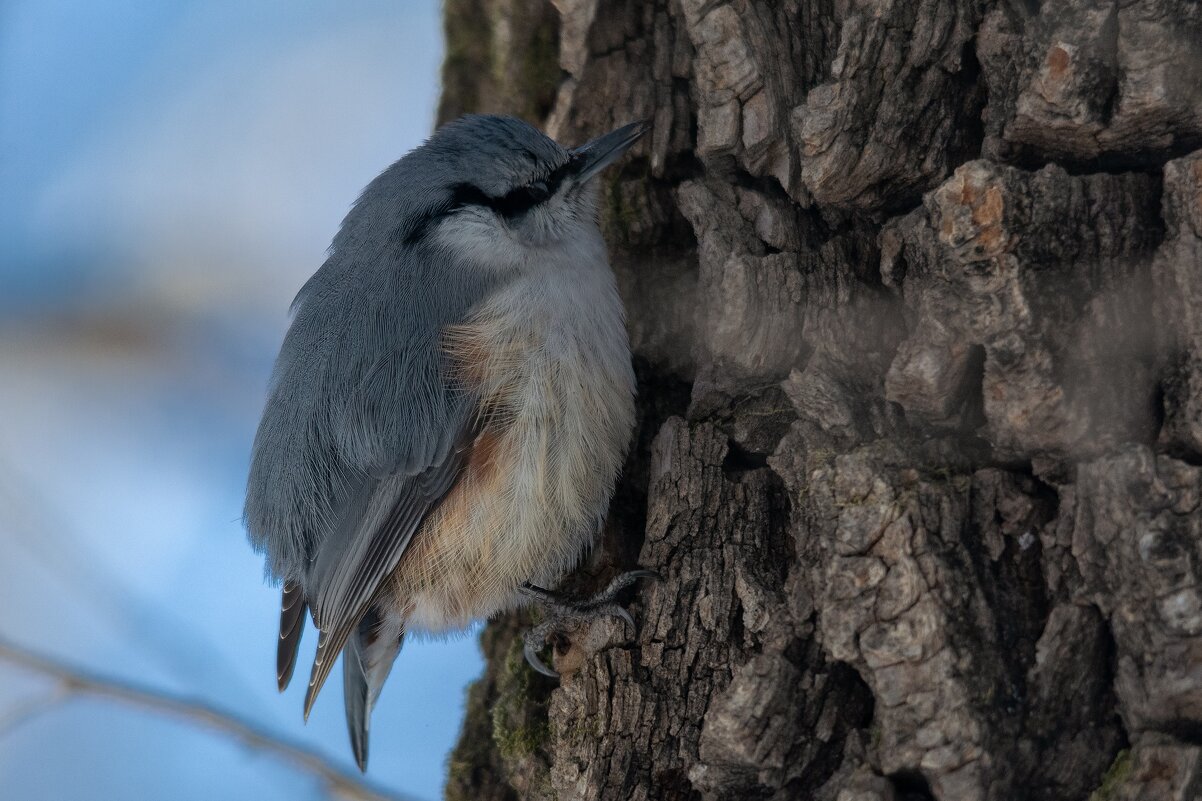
[439,2,1202,799]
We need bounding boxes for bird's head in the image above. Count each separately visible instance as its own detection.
[402,115,649,267]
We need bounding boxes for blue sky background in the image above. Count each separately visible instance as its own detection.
[0,3,487,800]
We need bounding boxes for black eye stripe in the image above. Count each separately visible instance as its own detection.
[448,183,494,211]
[448,166,570,219]
[545,154,581,188]
[494,181,550,216]
[405,169,572,245]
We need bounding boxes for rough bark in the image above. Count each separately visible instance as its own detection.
[439,1,1202,799]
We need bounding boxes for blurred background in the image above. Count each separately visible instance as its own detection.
[0,2,485,799]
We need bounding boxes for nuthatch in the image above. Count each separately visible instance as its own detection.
[244,115,653,770]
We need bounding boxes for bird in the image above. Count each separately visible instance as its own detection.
[243,114,655,771]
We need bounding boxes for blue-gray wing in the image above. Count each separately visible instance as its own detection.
[301,435,471,717]
[244,225,498,709]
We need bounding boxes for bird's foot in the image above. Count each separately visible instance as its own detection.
[519,569,660,678]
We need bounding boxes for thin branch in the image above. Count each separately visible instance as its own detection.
[0,636,414,801]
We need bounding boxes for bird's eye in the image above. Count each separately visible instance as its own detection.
[495,180,551,217]
[448,183,493,212]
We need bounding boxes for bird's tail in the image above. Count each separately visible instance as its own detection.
[342,606,404,772]
[277,581,308,692]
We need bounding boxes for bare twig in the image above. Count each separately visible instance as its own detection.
[0,636,414,801]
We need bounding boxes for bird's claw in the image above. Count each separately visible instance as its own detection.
[523,630,560,678]
[612,604,636,635]
[520,568,659,678]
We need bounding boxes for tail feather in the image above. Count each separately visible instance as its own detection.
[342,607,404,772]
[343,634,371,772]
[277,582,307,692]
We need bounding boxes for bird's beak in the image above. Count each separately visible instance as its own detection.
[569,120,650,184]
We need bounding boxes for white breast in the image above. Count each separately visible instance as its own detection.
[401,229,636,632]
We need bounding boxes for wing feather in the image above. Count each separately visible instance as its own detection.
[302,434,471,718]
